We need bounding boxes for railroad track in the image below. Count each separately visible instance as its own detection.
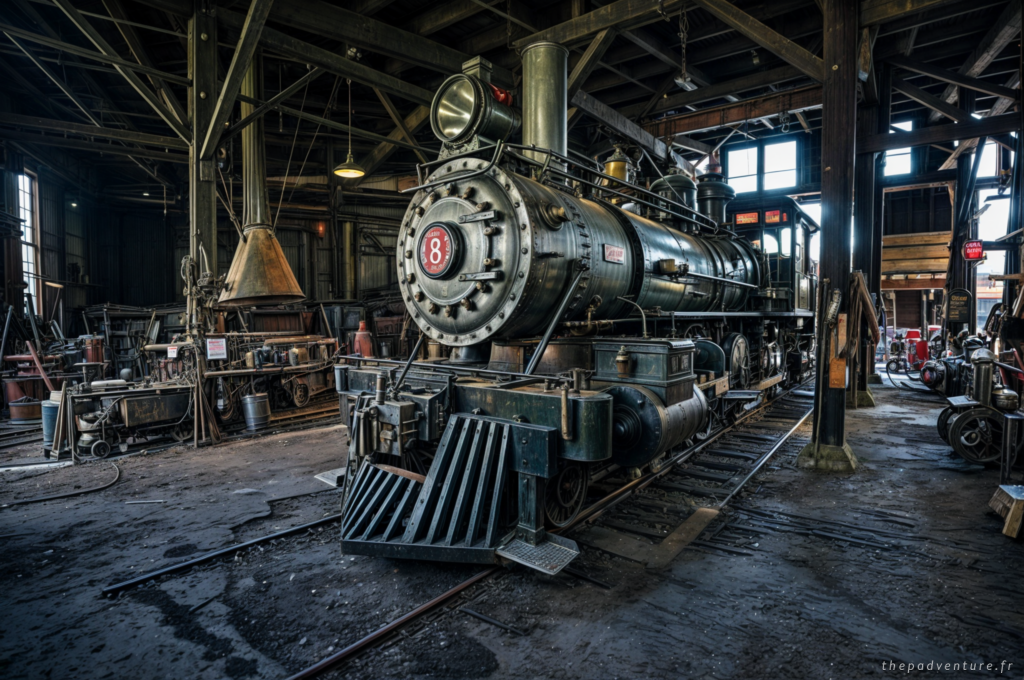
[0,426,43,450]
[88,384,812,679]
[284,384,814,679]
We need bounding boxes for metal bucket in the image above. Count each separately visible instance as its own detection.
[42,400,60,451]
[242,393,271,431]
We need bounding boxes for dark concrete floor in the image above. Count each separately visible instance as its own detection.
[2,383,1022,680]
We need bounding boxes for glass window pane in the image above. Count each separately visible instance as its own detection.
[977,142,999,178]
[730,174,758,194]
[781,228,792,257]
[727,147,758,177]
[886,152,911,176]
[764,169,797,190]
[764,141,796,173]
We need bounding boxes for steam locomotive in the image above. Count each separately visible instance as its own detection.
[336,44,818,573]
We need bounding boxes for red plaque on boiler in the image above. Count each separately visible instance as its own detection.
[419,224,458,277]
[604,244,625,264]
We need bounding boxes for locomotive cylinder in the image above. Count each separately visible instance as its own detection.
[603,384,709,468]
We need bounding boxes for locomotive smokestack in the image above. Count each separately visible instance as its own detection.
[521,42,568,165]
[219,53,305,307]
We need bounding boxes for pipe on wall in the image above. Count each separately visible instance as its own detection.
[342,220,357,300]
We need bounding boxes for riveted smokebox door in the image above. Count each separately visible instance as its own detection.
[510,423,558,478]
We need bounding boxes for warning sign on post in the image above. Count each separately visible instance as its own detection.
[206,337,228,360]
[946,288,972,324]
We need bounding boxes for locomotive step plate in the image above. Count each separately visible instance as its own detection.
[946,396,980,408]
[496,533,579,575]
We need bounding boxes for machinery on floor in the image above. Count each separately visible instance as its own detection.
[336,46,818,573]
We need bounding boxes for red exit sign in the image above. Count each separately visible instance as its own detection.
[963,240,984,261]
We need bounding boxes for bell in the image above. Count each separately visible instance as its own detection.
[219,53,305,308]
[218,226,304,306]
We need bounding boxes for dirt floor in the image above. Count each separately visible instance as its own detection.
[2,381,1024,680]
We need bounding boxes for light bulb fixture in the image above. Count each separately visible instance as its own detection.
[334,78,366,179]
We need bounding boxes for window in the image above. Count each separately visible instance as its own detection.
[885,121,913,176]
[764,141,797,190]
[18,174,39,313]
[727,146,758,193]
[976,141,1012,179]
[976,187,1011,328]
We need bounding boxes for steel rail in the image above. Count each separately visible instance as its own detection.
[101,513,342,597]
[289,380,814,680]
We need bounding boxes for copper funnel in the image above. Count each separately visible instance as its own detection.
[219,54,305,307]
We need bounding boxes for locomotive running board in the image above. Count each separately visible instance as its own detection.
[340,414,514,564]
[496,533,579,575]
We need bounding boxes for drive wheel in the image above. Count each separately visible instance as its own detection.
[936,407,953,444]
[545,463,588,529]
[949,407,1003,464]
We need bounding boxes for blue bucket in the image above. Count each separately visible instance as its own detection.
[42,400,60,451]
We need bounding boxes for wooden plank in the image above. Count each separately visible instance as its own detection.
[403,0,495,36]
[857,113,1020,154]
[892,76,969,123]
[928,1,1022,121]
[374,89,429,165]
[881,258,949,273]
[690,0,824,81]
[568,28,617,101]
[882,244,950,260]
[937,72,1020,171]
[887,55,1020,101]
[646,507,720,570]
[645,86,823,137]
[881,276,946,290]
[882,230,951,246]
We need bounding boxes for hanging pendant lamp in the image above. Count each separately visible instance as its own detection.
[334,79,365,179]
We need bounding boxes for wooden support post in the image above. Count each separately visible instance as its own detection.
[188,6,218,304]
[799,0,859,472]
[853,100,877,403]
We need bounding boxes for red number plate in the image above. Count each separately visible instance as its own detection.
[604,244,625,264]
[420,225,454,276]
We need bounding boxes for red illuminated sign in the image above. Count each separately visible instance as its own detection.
[963,240,984,261]
[765,210,781,224]
[735,211,760,225]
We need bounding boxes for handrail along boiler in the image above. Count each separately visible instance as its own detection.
[336,47,818,573]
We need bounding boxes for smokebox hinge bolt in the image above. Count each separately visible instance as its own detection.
[406,273,415,283]
[427,191,438,205]
[415,206,425,216]
[444,305,455,317]
[404,250,413,258]
[460,299,474,311]
[483,226,499,236]
[444,183,456,196]
[462,187,476,200]
[428,302,439,314]
[414,291,425,301]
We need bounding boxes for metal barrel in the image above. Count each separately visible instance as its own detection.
[42,400,60,450]
[242,393,272,431]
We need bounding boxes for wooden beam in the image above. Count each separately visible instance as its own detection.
[881,276,946,289]
[571,90,670,161]
[403,0,496,36]
[645,86,823,137]
[374,89,429,165]
[857,112,1021,154]
[343,105,430,187]
[795,110,812,133]
[892,76,970,122]
[350,0,400,14]
[630,64,806,117]
[49,0,192,144]
[0,113,187,149]
[219,11,434,107]
[859,0,961,26]
[268,0,468,76]
[672,134,714,154]
[937,72,1020,171]
[882,230,951,246]
[928,1,1022,121]
[888,55,1020,101]
[200,0,275,159]
[221,67,324,144]
[882,258,949,273]
[689,0,824,81]
[0,130,187,163]
[882,244,950,259]
[568,28,617,101]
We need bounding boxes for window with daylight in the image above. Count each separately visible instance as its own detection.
[727,146,758,193]
[764,140,797,190]
[885,121,913,176]
[17,173,39,313]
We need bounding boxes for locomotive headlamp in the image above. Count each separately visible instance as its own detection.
[430,74,520,145]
